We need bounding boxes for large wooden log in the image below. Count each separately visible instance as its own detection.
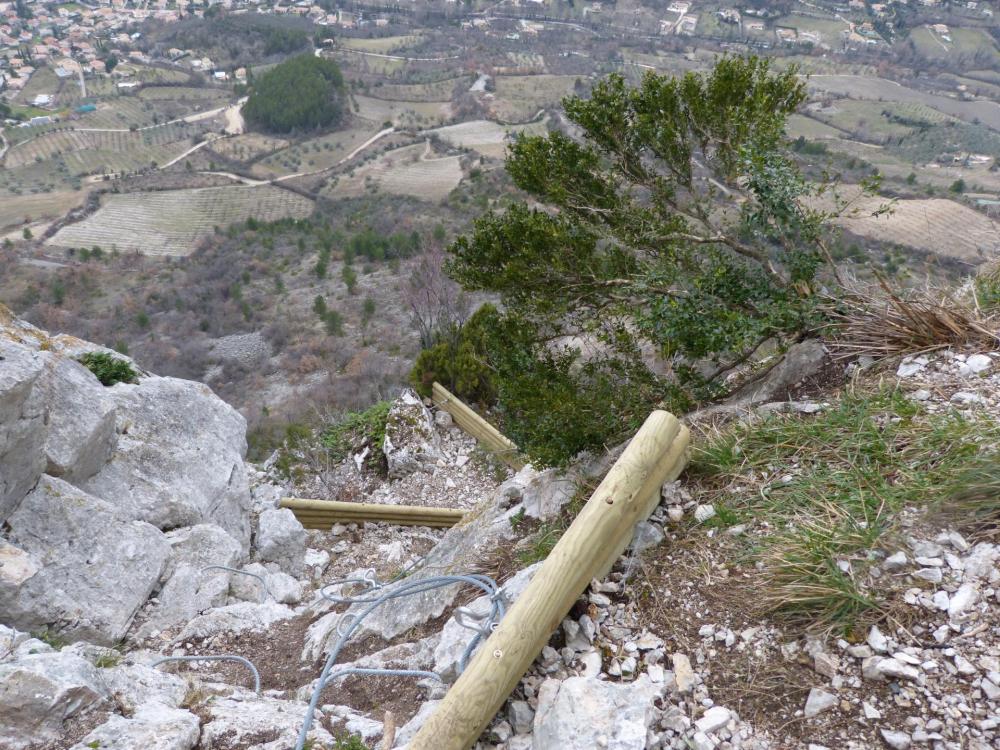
[280,498,465,528]
[407,410,690,750]
[431,382,524,470]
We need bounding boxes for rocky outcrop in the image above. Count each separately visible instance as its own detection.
[0,649,110,750]
[254,507,306,576]
[68,702,201,750]
[532,674,660,750]
[383,389,443,478]
[0,310,256,647]
[81,376,252,550]
[0,475,170,645]
[0,340,47,522]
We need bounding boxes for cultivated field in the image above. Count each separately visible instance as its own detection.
[253,124,380,178]
[491,75,579,122]
[0,190,86,232]
[338,35,425,54]
[834,195,1000,263]
[424,118,549,159]
[372,77,469,102]
[46,185,314,257]
[805,76,1000,132]
[324,141,463,201]
[5,126,197,170]
[354,95,452,129]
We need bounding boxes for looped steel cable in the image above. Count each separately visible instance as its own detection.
[151,654,262,694]
[294,572,505,750]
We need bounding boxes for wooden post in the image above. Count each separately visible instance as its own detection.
[280,498,465,528]
[432,382,524,470]
[407,410,690,750]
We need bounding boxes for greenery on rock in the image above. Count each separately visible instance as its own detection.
[410,304,498,407]
[320,401,392,472]
[243,55,346,134]
[444,56,849,466]
[78,352,138,387]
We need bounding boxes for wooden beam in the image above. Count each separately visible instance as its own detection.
[406,410,689,750]
[280,498,466,528]
[432,382,524,470]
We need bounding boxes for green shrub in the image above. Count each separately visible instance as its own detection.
[79,352,138,386]
[321,401,391,473]
[446,57,843,466]
[410,304,498,406]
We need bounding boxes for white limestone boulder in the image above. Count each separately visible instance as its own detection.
[68,701,200,750]
[81,376,253,551]
[0,475,170,645]
[0,650,110,749]
[382,389,443,478]
[0,338,47,523]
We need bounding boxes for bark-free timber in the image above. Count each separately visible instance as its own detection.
[407,410,690,750]
[280,498,465,528]
[432,382,524,470]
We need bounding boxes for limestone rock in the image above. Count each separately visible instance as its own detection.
[382,389,443,479]
[138,525,245,638]
[0,338,47,523]
[532,674,659,750]
[81,376,252,550]
[254,507,306,576]
[198,691,334,750]
[0,650,110,749]
[41,356,118,484]
[0,475,170,645]
[174,601,295,643]
[68,701,200,750]
[104,664,189,713]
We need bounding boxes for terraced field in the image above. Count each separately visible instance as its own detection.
[253,125,379,178]
[834,195,1000,262]
[0,190,86,232]
[7,125,196,166]
[424,118,549,159]
[491,75,579,122]
[46,185,314,257]
[355,96,452,128]
[371,77,469,102]
[339,34,425,53]
[325,141,463,201]
[805,75,1000,132]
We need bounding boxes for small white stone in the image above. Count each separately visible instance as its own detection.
[897,361,924,377]
[803,688,837,718]
[867,625,889,653]
[880,728,911,749]
[884,551,908,571]
[694,504,716,523]
[694,705,731,733]
[862,701,882,719]
[948,583,978,619]
[965,354,992,374]
[913,567,943,583]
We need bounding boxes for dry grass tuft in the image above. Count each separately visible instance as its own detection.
[932,462,1000,542]
[826,278,1000,360]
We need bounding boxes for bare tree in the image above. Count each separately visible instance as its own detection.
[405,245,471,350]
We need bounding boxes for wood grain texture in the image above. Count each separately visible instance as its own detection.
[280,498,465,527]
[407,410,689,750]
[432,382,525,470]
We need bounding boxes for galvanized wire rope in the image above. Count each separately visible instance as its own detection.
[151,654,262,694]
[294,572,506,750]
